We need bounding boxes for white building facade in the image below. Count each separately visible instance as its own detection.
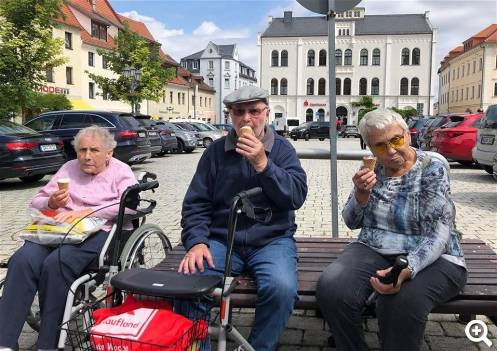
[259,9,437,126]
[181,42,257,124]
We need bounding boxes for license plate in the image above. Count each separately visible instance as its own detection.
[148,131,157,136]
[40,144,57,152]
[481,135,495,145]
[138,132,146,138]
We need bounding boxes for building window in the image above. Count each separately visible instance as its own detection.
[280,78,288,95]
[271,78,278,95]
[400,78,408,95]
[344,49,352,66]
[46,68,54,83]
[479,58,483,71]
[412,48,420,65]
[169,92,173,104]
[162,91,166,103]
[65,32,72,49]
[472,86,475,99]
[478,84,481,98]
[466,87,469,100]
[182,93,185,105]
[473,60,476,73]
[192,95,195,106]
[354,10,360,17]
[281,50,288,66]
[91,21,107,41]
[306,108,313,122]
[225,61,230,70]
[66,66,73,85]
[494,83,497,96]
[307,50,315,66]
[271,50,279,67]
[102,56,108,69]
[192,61,199,70]
[462,65,465,77]
[401,48,410,65]
[467,63,470,75]
[319,49,326,66]
[410,77,419,95]
[200,97,203,107]
[178,92,181,104]
[306,78,314,95]
[225,78,230,88]
[336,78,341,95]
[360,49,368,66]
[359,78,367,95]
[371,78,379,95]
[372,48,380,66]
[89,82,95,99]
[88,52,94,67]
[208,60,214,70]
[209,77,214,87]
[335,49,342,66]
[343,78,351,95]
[318,78,326,95]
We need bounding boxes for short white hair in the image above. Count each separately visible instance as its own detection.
[73,126,117,151]
[358,108,408,145]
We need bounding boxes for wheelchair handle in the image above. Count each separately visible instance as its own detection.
[235,187,262,200]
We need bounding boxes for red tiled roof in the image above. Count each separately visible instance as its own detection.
[117,14,155,42]
[81,30,116,49]
[55,3,83,29]
[472,24,497,39]
[67,0,121,27]
[160,49,179,66]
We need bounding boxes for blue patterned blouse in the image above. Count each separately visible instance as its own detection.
[343,150,466,278]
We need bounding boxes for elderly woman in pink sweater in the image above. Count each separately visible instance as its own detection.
[0,126,137,351]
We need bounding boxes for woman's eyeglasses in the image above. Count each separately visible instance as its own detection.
[231,106,267,117]
[370,135,406,155]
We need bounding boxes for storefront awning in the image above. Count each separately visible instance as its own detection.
[69,98,95,110]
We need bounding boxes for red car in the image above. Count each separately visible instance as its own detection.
[431,113,482,164]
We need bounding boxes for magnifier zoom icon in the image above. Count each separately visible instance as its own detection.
[465,320,493,347]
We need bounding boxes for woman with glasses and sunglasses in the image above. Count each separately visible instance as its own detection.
[316,109,467,351]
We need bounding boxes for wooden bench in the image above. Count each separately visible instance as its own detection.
[156,238,497,321]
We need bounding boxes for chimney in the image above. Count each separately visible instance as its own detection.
[283,11,292,23]
[91,0,96,11]
[268,16,273,25]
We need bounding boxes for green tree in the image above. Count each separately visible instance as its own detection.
[87,25,174,113]
[390,106,418,120]
[0,0,66,120]
[24,92,72,120]
[351,96,376,122]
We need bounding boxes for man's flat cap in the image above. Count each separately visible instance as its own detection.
[223,86,269,107]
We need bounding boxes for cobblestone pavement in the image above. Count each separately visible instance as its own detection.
[1,138,496,350]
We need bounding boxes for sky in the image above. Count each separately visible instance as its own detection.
[110,0,497,72]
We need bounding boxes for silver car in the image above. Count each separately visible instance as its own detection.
[155,121,197,153]
[174,121,223,147]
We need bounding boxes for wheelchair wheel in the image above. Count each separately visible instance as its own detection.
[119,224,172,270]
[0,277,40,332]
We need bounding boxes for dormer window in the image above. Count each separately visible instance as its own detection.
[91,21,107,41]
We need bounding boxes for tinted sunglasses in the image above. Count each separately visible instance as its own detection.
[370,135,406,155]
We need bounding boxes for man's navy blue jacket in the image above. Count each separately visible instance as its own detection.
[181,128,308,251]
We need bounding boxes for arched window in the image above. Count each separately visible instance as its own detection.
[271,50,279,67]
[344,78,351,95]
[307,50,315,66]
[372,48,380,65]
[306,78,314,95]
[271,78,278,95]
[360,49,368,66]
[306,108,314,122]
[401,48,410,65]
[318,78,326,95]
[412,48,420,65]
[344,49,352,66]
[319,49,327,66]
[317,109,325,121]
[335,49,342,66]
[359,78,367,95]
[280,78,288,95]
[410,77,419,95]
[400,78,408,95]
[336,78,341,95]
[371,78,379,95]
[281,50,288,66]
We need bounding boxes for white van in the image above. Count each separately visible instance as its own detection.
[273,117,301,135]
[472,104,497,174]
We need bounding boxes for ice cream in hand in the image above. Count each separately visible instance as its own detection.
[239,125,254,138]
[57,178,70,190]
[362,156,377,171]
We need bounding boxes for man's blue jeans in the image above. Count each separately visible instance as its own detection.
[179,237,298,351]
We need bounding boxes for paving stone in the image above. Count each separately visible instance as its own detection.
[302,329,333,346]
[441,321,469,337]
[425,321,445,336]
[278,329,304,345]
[366,318,379,332]
[426,335,479,351]
[286,315,325,330]
[364,332,381,349]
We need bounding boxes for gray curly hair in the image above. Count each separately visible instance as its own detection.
[73,126,117,151]
[358,108,408,146]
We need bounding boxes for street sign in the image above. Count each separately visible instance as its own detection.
[296,0,361,14]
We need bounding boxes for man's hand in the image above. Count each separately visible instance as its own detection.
[236,134,268,172]
[48,188,70,209]
[352,168,377,205]
[370,266,411,295]
[54,209,93,224]
[178,243,215,274]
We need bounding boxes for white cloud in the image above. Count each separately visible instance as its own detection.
[193,21,220,36]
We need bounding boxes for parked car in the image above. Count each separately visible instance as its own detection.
[213,123,234,136]
[493,152,497,180]
[25,110,152,164]
[150,121,177,155]
[0,120,66,183]
[155,121,197,153]
[132,115,163,157]
[289,121,329,141]
[473,104,497,174]
[431,113,482,165]
[171,122,203,147]
[341,125,360,138]
[175,121,223,147]
[407,116,432,148]
[419,115,452,150]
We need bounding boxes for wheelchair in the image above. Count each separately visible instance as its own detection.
[0,171,172,350]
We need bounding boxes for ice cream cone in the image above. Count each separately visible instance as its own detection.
[362,156,377,171]
[57,178,70,191]
[239,125,254,138]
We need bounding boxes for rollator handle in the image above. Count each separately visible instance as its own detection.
[376,255,408,287]
[236,187,262,200]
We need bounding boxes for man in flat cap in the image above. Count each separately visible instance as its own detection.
[178,85,308,350]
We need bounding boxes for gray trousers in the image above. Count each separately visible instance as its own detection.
[316,243,467,351]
